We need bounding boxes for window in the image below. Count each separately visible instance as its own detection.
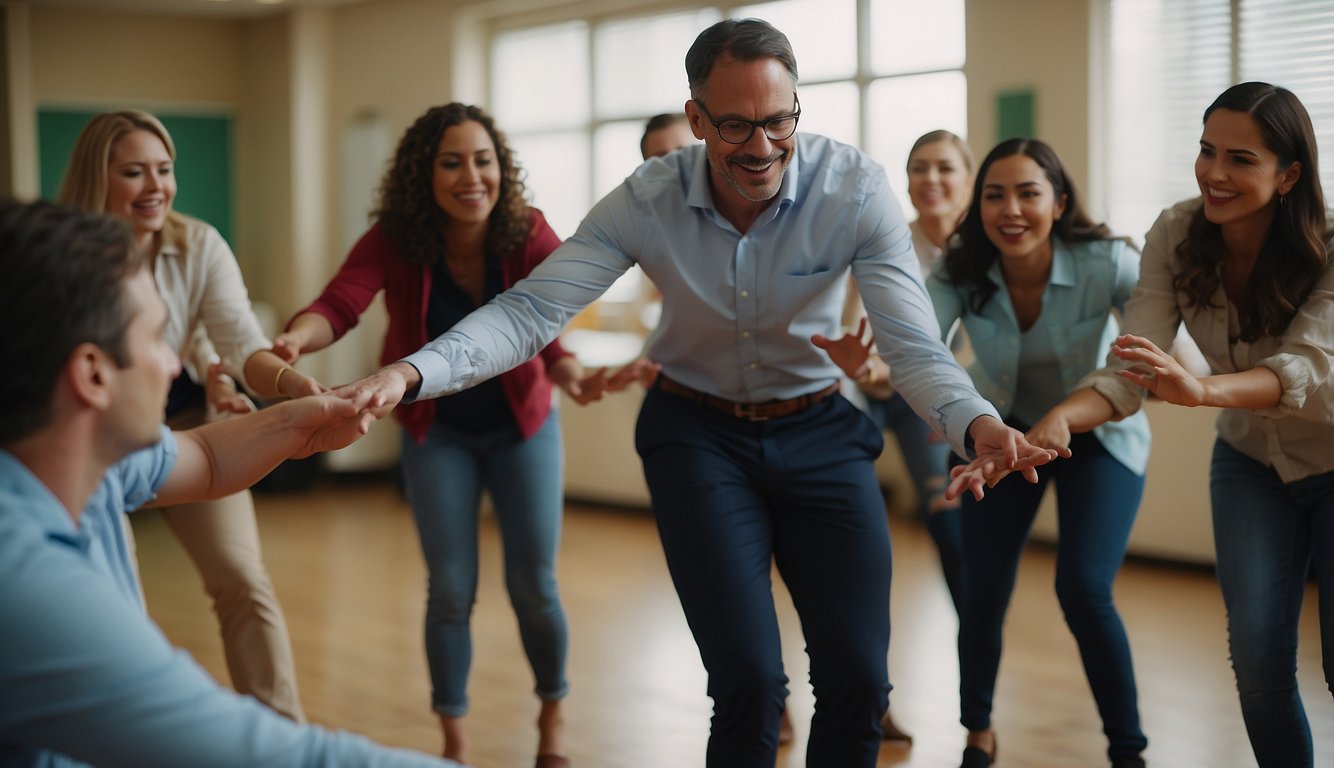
[489,0,966,330]
[1103,0,1334,244]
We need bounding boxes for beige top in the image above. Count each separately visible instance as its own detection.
[909,219,945,277]
[153,215,270,393]
[1080,197,1334,483]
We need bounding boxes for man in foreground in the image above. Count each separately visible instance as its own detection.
[0,199,460,767]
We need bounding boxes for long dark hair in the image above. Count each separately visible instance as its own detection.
[374,103,530,266]
[1175,82,1326,342]
[942,138,1111,313]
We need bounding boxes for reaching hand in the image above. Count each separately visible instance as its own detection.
[205,363,255,416]
[1111,334,1206,406]
[945,415,1058,501]
[271,332,304,364]
[280,394,379,459]
[280,368,330,399]
[810,317,875,381]
[562,367,610,405]
[606,358,662,392]
[331,362,417,420]
[1025,411,1076,460]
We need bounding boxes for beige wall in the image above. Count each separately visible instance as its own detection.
[236,14,294,311]
[964,0,1093,203]
[28,6,245,107]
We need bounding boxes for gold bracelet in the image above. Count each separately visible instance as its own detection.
[274,366,293,397]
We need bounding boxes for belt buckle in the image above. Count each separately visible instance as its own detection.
[732,403,770,422]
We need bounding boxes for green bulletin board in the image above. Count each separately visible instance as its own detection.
[996,89,1035,142]
[37,109,235,244]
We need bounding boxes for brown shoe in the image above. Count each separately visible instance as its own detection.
[535,755,570,768]
[778,706,795,745]
[881,709,913,744]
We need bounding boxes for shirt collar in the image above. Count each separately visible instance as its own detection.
[0,449,85,549]
[984,236,1076,288]
[1049,237,1077,287]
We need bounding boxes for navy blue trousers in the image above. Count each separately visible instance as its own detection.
[957,428,1147,761]
[635,386,892,768]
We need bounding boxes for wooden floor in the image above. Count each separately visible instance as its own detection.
[132,476,1333,768]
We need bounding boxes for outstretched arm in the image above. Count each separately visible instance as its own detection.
[272,312,338,364]
[150,394,377,507]
[1112,333,1281,409]
[1024,387,1118,458]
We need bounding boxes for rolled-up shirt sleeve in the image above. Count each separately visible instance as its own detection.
[1255,254,1334,415]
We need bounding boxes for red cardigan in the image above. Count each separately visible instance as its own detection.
[292,209,570,443]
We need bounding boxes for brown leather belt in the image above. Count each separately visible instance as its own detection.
[657,375,840,422]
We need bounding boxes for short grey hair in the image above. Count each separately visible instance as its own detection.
[685,18,798,100]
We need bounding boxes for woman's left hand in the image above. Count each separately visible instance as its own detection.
[810,317,875,381]
[549,356,609,405]
[1111,333,1205,406]
[205,363,255,416]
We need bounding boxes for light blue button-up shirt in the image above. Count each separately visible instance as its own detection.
[0,428,452,768]
[927,237,1151,474]
[403,133,997,456]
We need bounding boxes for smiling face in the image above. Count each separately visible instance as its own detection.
[686,55,798,217]
[431,120,501,229]
[979,153,1066,266]
[104,129,176,246]
[908,139,971,222]
[1195,107,1300,236]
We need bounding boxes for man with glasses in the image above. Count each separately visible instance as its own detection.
[336,18,1054,768]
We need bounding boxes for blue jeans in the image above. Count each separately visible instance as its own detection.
[1210,438,1334,768]
[866,393,964,611]
[636,387,891,768]
[958,429,1147,761]
[399,412,570,717]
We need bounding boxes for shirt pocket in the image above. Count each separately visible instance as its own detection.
[772,268,840,312]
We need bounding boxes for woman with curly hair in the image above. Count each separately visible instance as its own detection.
[277,103,608,767]
[1033,82,1334,768]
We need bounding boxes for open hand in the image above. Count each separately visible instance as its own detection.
[945,415,1058,501]
[1112,334,1205,406]
[205,363,255,416]
[331,363,416,419]
[281,394,379,459]
[810,317,875,381]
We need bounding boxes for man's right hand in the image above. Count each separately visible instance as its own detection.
[332,362,421,419]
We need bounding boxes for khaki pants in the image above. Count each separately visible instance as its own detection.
[158,405,305,721]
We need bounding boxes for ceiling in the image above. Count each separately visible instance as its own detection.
[24,0,374,19]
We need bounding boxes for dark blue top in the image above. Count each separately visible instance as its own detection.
[427,256,516,434]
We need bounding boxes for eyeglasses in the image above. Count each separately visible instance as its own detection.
[693,94,801,145]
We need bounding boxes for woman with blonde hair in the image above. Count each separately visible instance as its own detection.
[59,109,323,722]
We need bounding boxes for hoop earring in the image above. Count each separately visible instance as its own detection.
[1279,193,1288,207]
